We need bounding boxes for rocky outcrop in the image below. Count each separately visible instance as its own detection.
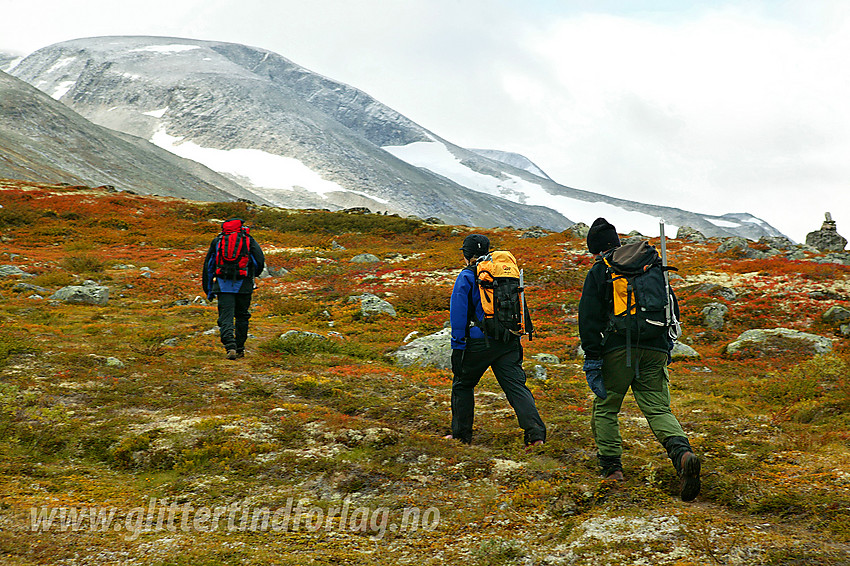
[724,328,832,358]
[520,228,549,239]
[676,226,707,243]
[564,223,589,239]
[805,213,847,252]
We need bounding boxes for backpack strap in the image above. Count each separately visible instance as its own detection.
[463,263,491,348]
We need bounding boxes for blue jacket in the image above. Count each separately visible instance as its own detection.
[450,266,486,349]
[202,234,265,298]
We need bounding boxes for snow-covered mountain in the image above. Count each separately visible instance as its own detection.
[0,52,23,73]
[0,70,267,202]
[470,149,554,181]
[9,36,785,239]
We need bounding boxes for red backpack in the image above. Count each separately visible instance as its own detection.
[215,219,251,280]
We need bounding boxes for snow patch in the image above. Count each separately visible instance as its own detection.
[706,218,742,228]
[46,56,75,74]
[131,44,200,54]
[143,107,168,118]
[384,141,676,236]
[51,81,76,100]
[2,57,23,73]
[150,128,385,204]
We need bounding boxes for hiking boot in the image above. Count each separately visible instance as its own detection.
[604,469,624,482]
[679,452,701,502]
[226,349,238,360]
[524,439,544,452]
[235,350,245,359]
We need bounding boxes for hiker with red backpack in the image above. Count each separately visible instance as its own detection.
[203,218,265,360]
[578,217,701,501]
[445,234,546,447]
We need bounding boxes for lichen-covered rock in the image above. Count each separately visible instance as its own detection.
[564,222,589,239]
[671,342,700,360]
[701,302,729,330]
[392,328,451,370]
[350,253,381,263]
[715,237,750,256]
[686,283,737,302]
[520,228,548,239]
[279,330,327,341]
[677,226,707,243]
[823,305,850,324]
[50,282,109,305]
[532,353,561,364]
[724,328,832,358]
[0,265,32,278]
[355,293,396,317]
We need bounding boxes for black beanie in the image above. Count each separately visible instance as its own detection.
[460,234,490,259]
[587,218,620,254]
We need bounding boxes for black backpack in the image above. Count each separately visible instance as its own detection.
[467,251,534,344]
[601,241,676,365]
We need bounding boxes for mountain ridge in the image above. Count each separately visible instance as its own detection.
[9,36,786,240]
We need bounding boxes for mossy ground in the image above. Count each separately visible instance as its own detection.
[1,180,848,565]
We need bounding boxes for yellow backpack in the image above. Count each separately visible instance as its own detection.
[470,251,534,342]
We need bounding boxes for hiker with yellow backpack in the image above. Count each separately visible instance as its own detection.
[578,218,701,501]
[445,234,547,447]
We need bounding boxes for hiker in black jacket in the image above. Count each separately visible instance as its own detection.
[445,234,546,447]
[578,217,701,501]
[202,218,265,360]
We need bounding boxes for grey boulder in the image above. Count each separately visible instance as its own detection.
[392,328,451,370]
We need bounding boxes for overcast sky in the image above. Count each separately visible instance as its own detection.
[2,0,849,242]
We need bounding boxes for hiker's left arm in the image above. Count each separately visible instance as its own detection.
[202,241,216,295]
[578,267,607,360]
[449,271,473,349]
[250,237,265,275]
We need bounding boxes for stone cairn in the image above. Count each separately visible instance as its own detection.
[806,212,848,252]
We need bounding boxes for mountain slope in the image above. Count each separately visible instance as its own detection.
[0,70,267,202]
[10,36,569,230]
[10,36,787,239]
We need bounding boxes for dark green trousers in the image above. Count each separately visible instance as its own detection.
[591,348,687,459]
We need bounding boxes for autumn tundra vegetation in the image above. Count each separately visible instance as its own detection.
[0,179,848,565]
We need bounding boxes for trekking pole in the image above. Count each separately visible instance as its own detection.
[518,268,529,340]
[659,220,682,341]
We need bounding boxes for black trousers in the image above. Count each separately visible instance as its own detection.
[451,337,546,445]
[217,292,252,351]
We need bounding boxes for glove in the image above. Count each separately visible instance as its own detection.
[583,358,606,399]
[451,349,465,374]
